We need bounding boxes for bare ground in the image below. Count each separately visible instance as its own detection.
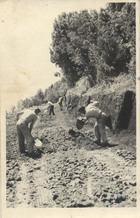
[6,103,136,208]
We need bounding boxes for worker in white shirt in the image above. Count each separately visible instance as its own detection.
[45,100,55,116]
[16,108,41,155]
[58,96,63,111]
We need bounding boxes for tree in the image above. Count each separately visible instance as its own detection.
[90,3,135,81]
[50,10,98,86]
[50,3,136,85]
[22,98,33,108]
[35,89,44,102]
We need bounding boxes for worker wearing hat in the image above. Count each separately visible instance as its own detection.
[76,101,112,146]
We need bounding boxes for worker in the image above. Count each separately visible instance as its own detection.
[76,101,112,146]
[58,96,63,111]
[45,100,55,116]
[16,108,41,156]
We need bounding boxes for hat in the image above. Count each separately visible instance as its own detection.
[78,106,86,114]
[76,118,85,130]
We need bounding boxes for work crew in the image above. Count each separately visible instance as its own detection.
[16,108,41,155]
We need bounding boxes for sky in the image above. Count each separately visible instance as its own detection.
[0,0,108,110]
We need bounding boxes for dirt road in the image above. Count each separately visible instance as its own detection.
[6,103,136,207]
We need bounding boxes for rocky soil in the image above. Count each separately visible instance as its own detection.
[6,103,136,208]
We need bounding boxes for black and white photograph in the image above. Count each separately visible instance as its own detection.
[0,0,139,217]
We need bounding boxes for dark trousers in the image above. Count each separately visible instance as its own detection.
[59,102,63,111]
[94,113,108,143]
[49,105,55,115]
[17,123,34,154]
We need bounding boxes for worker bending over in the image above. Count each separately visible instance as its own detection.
[16,108,41,155]
[77,101,112,146]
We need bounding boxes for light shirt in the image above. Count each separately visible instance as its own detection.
[85,102,102,119]
[17,110,37,125]
[58,97,63,103]
[47,101,53,107]
[44,101,54,113]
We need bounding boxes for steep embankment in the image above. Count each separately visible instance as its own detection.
[66,74,136,132]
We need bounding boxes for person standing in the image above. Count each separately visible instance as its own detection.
[76,101,112,146]
[16,108,41,155]
[58,96,63,111]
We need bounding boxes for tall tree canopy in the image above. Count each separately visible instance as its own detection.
[50,3,135,86]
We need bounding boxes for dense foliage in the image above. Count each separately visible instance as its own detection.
[50,3,136,86]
